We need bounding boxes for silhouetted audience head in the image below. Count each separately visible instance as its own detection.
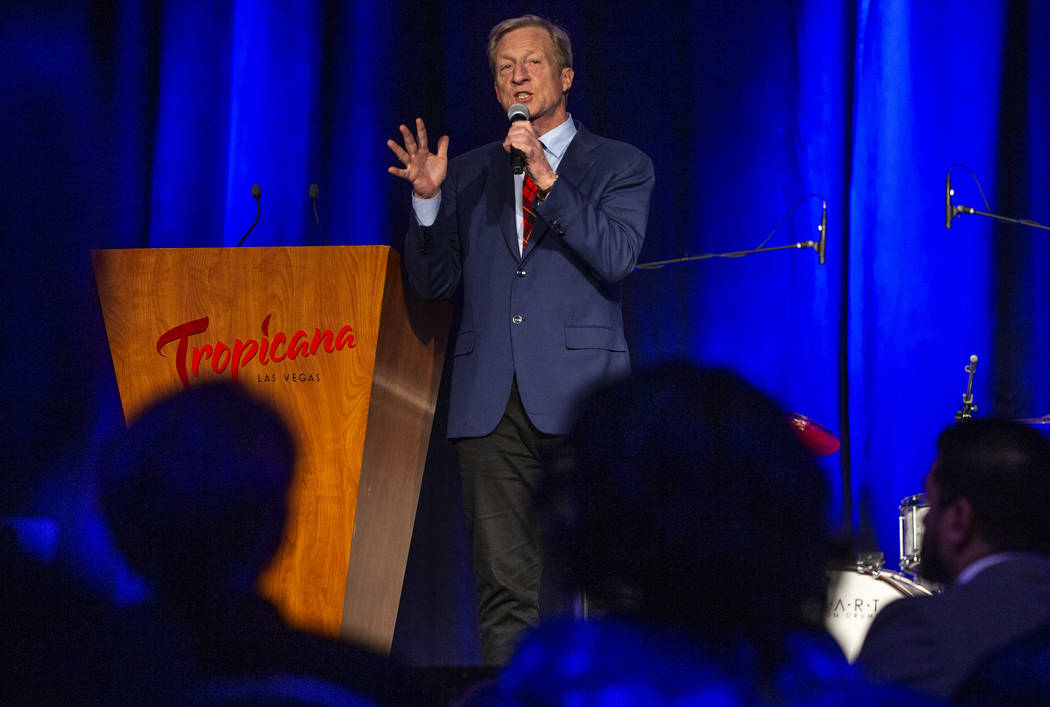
[100,383,296,604]
[97,383,433,705]
[919,418,1050,584]
[543,362,831,645]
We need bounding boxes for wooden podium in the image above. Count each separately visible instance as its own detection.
[92,245,450,653]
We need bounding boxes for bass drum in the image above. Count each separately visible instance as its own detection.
[825,566,932,663]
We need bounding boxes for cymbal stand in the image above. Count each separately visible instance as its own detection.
[955,354,978,422]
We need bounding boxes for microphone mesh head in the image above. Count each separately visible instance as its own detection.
[309,184,319,198]
[251,184,261,199]
[507,103,530,122]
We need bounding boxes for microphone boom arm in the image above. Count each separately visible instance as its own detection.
[636,193,827,271]
[952,204,1050,232]
[635,240,820,270]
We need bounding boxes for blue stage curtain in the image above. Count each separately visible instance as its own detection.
[843,0,1048,557]
[4,0,1048,665]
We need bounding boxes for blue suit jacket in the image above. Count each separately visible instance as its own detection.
[857,556,1050,699]
[404,122,655,438]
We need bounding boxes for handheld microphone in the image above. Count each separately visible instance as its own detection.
[817,200,827,265]
[237,184,262,247]
[309,183,328,245]
[507,103,530,175]
[945,171,954,229]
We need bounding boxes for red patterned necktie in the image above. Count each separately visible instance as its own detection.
[522,174,539,249]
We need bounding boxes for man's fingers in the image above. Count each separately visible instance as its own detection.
[388,119,446,186]
[399,124,417,153]
[507,120,538,140]
[416,118,428,152]
[504,134,537,159]
[386,139,411,165]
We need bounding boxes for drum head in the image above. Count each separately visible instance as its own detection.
[825,567,931,663]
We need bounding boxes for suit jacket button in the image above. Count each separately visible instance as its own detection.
[512,314,523,325]
[516,268,526,278]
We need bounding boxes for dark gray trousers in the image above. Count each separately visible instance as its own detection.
[455,381,566,665]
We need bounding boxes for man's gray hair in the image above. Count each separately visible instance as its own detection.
[487,15,573,78]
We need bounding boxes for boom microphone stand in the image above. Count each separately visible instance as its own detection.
[635,194,827,270]
[946,164,1050,232]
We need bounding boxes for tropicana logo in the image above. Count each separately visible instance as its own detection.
[156,313,356,388]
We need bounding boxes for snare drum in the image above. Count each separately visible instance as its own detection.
[825,566,931,662]
[898,493,928,574]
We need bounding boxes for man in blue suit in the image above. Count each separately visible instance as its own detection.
[387,14,654,664]
[858,419,1050,699]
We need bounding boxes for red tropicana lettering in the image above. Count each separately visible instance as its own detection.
[270,331,288,362]
[192,344,213,378]
[287,330,310,360]
[335,325,355,349]
[158,314,355,386]
[157,317,210,389]
[311,328,335,354]
[229,339,259,380]
[259,314,272,364]
[211,340,232,373]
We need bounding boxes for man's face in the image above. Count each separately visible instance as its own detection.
[918,464,952,584]
[493,26,574,133]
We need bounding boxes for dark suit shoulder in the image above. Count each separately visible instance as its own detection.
[860,559,1050,698]
[967,555,1050,585]
[571,127,651,172]
[857,595,950,696]
[858,593,945,666]
[572,124,653,169]
[571,121,651,159]
[863,593,939,644]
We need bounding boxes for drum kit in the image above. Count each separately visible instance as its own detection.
[788,354,1050,662]
[788,409,937,662]
[824,504,935,663]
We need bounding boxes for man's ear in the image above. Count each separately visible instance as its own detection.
[561,67,574,94]
[943,496,977,548]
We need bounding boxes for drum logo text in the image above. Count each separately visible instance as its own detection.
[825,596,881,619]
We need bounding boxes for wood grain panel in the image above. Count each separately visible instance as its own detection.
[91,246,447,645]
[341,251,451,651]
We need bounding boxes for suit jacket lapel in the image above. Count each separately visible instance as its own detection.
[492,147,521,260]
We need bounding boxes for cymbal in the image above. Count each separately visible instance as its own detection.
[1013,414,1050,427]
[788,412,841,456]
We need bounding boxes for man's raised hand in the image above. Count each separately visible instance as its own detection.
[387,118,449,199]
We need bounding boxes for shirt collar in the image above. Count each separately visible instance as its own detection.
[955,551,1048,585]
[537,114,576,161]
